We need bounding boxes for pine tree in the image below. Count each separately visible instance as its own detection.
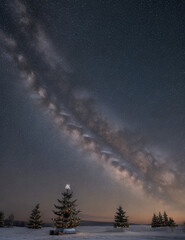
[156,215,161,227]
[158,212,164,226]
[0,212,4,227]
[53,185,80,229]
[151,213,158,227]
[27,204,42,229]
[6,214,14,227]
[168,217,177,227]
[163,211,169,226]
[114,206,129,229]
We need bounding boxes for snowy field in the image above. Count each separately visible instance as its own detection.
[0,225,185,240]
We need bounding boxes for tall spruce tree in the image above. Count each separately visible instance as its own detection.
[114,206,129,229]
[0,212,4,227]
[155,215,161,227]
[163,211,169,226]
[53,185,80,229]
[151,214,161,227]
[158,212,164,226]
[151,213,158,227]
[27,204,42,229]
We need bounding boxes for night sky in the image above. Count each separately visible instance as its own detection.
[0,0,185,224]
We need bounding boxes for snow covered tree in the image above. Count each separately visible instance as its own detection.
[114,206,129,229]
[0,212,5,227]
[53,184,80,229]
[27,204,42,229]
[163,211,169,226]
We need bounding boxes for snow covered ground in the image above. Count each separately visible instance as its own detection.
[0,225,185,240]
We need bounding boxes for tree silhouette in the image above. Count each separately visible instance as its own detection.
[114,206,129,230]
[0,212,4,227]
[27,204,42,229]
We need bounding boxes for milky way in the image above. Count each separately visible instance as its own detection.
[1,0,185,208]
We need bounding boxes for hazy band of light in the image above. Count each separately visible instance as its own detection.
[1,0,185,210]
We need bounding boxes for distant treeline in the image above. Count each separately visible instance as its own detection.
[3,220,113,227]
[13,221,53,227]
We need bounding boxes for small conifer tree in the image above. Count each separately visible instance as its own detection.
[114,206,129,230]
[27,204,42,229]
[168,217,177,227]
[53,185,80,229]
[6,214,14,227]
[0,212,5,227]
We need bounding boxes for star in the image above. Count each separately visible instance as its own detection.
[65,184,71,190]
